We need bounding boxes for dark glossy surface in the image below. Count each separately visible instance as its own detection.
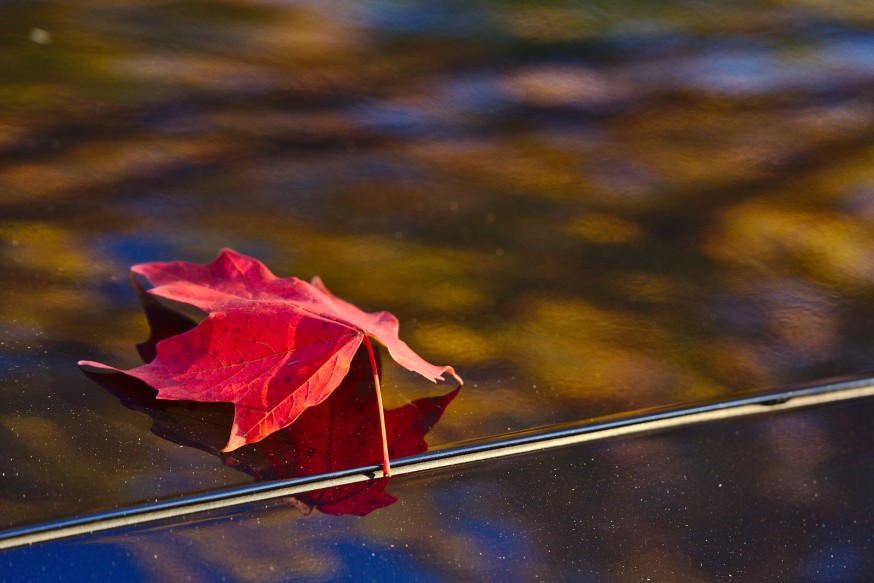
[3,0,874,529]
[5,397,874,581]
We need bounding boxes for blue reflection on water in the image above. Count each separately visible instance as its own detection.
[100,236,179,266]
[804,543,867,582]
[3,542,138,582]
[354,102,436,134]
[330,540,444,582]
[823,34,874,73]
[358,0,484,35]
[645,49,817,95]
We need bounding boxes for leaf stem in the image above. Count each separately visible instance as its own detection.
[363,336,391,477]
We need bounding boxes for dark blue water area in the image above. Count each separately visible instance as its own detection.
[0,531,448,582]
[357,0,487,37]
[0,348,47,381]
[92,234,182,266]
[820,33,874,82]
[802,542,872,583]
[326,541,445,583]
[2,542,140,582]
[87,235,183,307]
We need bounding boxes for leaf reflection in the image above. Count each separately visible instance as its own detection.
[83,287,458,517]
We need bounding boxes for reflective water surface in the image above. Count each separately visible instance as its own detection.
[5,398,874,581]
[2,0,874,528]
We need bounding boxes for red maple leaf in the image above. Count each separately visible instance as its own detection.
[79,248,461,475]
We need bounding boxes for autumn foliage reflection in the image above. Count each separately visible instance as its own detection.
[85,286,458,516]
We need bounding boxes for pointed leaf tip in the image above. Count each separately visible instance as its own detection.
[78,360,121,374]
[222,433,248,453]
[444,366,463,386]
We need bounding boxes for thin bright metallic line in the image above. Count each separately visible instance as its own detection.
[1,377,873,550]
